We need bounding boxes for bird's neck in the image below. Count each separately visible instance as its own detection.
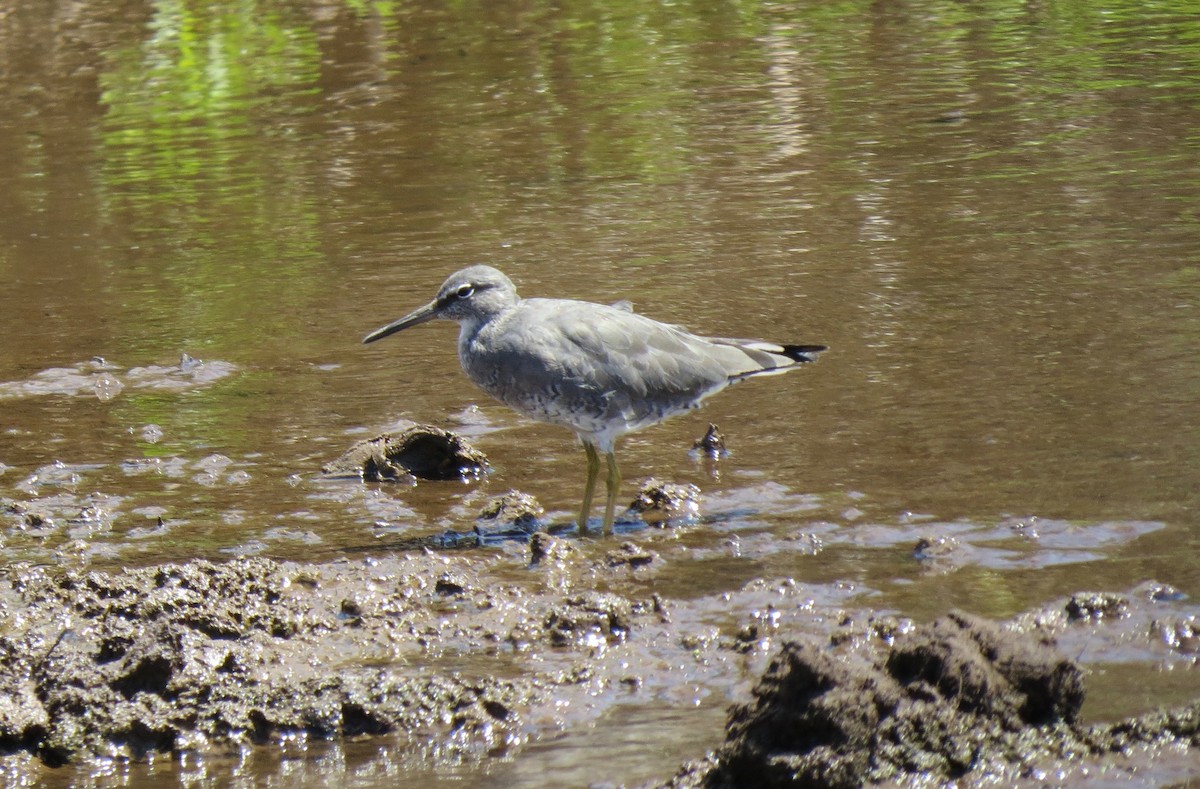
[455,312,493,361]
[455,300,516,361]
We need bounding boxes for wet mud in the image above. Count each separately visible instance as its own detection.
[0,405,1196,784]
[0,539,1195,785]
[0,355,236,402]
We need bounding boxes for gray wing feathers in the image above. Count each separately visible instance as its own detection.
[466,299,810,429]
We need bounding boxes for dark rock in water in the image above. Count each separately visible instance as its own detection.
[707,611,1086,788]
[914,535,959,561]
[528,532,572,567]
[604,541,657,571]
[692,423,727,458]
[1065,592,1129,622]
[323,424,489,481]
[628,478,701,523]
[478,490,543,529]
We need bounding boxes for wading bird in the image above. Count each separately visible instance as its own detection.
[364,266,825,530]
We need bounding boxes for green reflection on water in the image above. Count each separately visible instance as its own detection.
[94,1,326,323]
[91,1,329,440]
[99,0,320,195]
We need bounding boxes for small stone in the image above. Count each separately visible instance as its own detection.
[692,423,727,457]
[604,541,657,570]
[1065,592,1129,622]
[628,478,701,523]
[434,573,467,596]
[477,491,543,529]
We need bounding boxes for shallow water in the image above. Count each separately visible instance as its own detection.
[2,0,1199,785]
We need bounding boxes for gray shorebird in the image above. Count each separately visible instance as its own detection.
[363,265,825,530]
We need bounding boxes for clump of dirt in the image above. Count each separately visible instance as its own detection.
[1065,591,1130,622]
[657,609,1200,788]
[322,424,489,481]
[478,490,544,529]
[712,611,1083,787]
[628,478,701,523]
[528,532,573,567]
[540,591,638,648]
[691,424,727,458]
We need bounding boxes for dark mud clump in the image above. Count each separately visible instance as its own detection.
[1064,591,1130,622]
[691,424,727,458]
[662,610,1200,788]
[477,490,544,530]
[322,424,488,481]
[628,478,701,524]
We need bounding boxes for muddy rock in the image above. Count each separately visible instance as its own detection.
[604,541,658,571]
[477,490,544,530]
[628,478,701,523]
[692,424,727,458]
[529,532,571,567]
[322,424,489,481]
[679,611,1088,788]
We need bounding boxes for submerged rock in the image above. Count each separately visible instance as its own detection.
[0,356,236,400]
[323,424,488,481]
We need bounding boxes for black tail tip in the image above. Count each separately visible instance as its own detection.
[782,344,828,362]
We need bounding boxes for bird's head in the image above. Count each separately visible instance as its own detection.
[363,265,519,344]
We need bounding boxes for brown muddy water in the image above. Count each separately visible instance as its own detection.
[1,0,1199,786]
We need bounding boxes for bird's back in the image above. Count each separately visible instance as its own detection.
[459,297,820,445]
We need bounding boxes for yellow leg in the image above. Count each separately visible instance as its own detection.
[578,442,601,530]
[601,450,622,531]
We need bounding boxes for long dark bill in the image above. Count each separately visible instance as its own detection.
[362,301,439,344]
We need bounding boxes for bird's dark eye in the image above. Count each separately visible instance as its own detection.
[456,284,474,299]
